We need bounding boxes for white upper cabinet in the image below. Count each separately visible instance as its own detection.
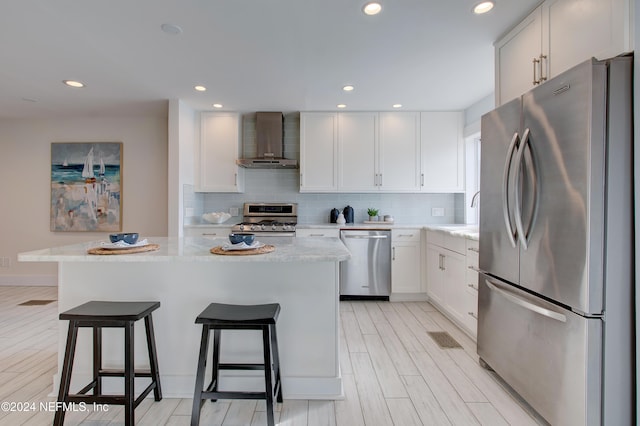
[299,110,463,193]
[543,0,631,77]
[420,112,464,192]
[338,112,378,192]
[495,7,544,105]
[197,112,244,193]
[379,112,421,191]
[495,0,632,106]
[300,112,338,192]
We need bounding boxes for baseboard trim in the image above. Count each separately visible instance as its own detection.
[0,275,57,286]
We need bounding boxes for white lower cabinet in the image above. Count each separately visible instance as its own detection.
[426,230,478,339]
[462,239,479,336]
[184,227,232,239]
[391,229,423,295]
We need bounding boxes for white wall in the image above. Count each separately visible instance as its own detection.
[0,114,168,284]
[463,93,494,137]
[168,100,196,237]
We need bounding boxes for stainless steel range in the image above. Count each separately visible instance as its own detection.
[231,203,297,237]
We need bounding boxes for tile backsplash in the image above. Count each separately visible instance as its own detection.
[184,112,465,225]
[185,170,464,224]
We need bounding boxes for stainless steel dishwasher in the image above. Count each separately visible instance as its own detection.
[340,229,391,300]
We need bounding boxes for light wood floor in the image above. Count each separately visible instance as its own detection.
[0,286,543,425]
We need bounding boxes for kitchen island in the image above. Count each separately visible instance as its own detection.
[19,237,350,399]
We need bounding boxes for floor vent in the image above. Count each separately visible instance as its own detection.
[19,300,56,306]
[427,331,463,349]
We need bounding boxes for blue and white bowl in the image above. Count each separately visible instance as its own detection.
[228,233,255,245]
[109,233,139,244]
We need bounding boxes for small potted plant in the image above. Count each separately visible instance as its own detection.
[367,208,379,221]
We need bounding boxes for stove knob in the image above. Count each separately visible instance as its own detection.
[241,225,246,232]
[250,224,256,231]
[260,224,266,231]
[272,224,277,231]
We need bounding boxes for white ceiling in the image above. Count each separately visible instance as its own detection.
[0,0,541,119]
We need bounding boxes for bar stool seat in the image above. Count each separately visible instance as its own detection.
[54,301,162,426]
[191,303,282,426]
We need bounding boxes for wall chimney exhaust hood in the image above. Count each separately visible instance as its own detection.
[236,112,298,169]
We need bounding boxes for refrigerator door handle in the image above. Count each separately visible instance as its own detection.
[485,278,567,323]
[513,128,530,250]
[502,132,519,248]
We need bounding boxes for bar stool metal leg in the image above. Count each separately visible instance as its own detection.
[144,314,162,401]
[270,324,283,403]
[210,329,221,402]
[124,321,135,426]
[261,325,275,426]
[54,320,79,426]
[191,325,210,426]
[93,326,102,396]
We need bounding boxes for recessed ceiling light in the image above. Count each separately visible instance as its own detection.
[161,23,183,35]
[343,85,355,92]
[213,103,223,109]
[473,1,494,14]
[337,104,347,109]
[392,104,402,108]
[194,85,207,92]
[63,80,85,88]
[362,1,382,15]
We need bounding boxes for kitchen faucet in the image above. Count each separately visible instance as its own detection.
[470,191,480,207]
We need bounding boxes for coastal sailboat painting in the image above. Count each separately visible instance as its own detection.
[51,142,122,231]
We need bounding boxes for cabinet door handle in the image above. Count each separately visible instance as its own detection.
[421,173,424,186]
[309,233,324,237]
[467,247,479,253]
[467,283,478,290]
[392,246,396,260]
[300,173,303,186]
[468,265,481,273]
[468,312,478,319]
[539,54,547,83]
[234,173,237,185]
[202,233,218,236]
[379,173,382,186]
[398,234,414,238]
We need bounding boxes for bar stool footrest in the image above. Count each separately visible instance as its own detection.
[99,368,153,377]
[202,391,267,400]
[65,380,158,408]
[218,363,265,371]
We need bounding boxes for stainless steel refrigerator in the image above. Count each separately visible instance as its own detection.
[478,55,634,425]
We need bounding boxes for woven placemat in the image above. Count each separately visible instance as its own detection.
[210,244,275,256]
[87,243,160,255]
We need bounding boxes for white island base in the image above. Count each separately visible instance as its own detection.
[20,237,350,400]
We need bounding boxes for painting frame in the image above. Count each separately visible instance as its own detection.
[50,142,123,232]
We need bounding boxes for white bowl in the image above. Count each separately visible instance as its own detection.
[202,212,231,224]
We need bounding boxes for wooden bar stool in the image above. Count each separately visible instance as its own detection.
[54,301,162,426]
[191,303,283,426]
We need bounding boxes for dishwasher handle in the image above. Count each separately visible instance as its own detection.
[343,235,388,239]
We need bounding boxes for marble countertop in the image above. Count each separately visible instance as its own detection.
[296,223,479,239]
[424,224,479,240]
[183,221,479,240]
[18,237,351,263]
